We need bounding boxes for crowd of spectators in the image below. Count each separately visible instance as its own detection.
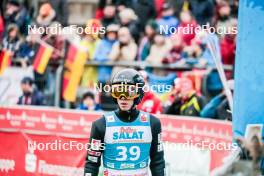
[0,0,238,121]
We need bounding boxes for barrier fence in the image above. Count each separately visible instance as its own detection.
[0,59,233,107]
[0,106,233,176]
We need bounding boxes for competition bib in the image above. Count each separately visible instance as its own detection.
[103,111,152,176]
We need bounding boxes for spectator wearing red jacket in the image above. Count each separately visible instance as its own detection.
[220,34,236,65]
[177,10,198,46]
[137,71,163,114]
[220,19,237,65]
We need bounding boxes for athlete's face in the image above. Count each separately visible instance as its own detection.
[117,97,134,111]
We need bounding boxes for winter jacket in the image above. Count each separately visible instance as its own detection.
[2,36,21,58]
[17,89,46,106]
[81,38,100,88]
[132,0,157,30]
[146,39,172,65]
[78,104,101,111]
[121,20,141,43]
[178,20,198,46]
[101,17,118,28]
[94,39,116,83]
[201,93,231,120]
[190,0,214,25]
[137,91,163,114]
[17,41,36,62]
[220,36,236,65]
[200,93,225,118]
[138,37,153,61]
[4,6,30,35]
[49,0,69,26]
[109,40,137,77]
[157,16,179,36]
[166,93,205,117]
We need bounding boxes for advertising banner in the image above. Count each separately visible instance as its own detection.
[0,106,232,176]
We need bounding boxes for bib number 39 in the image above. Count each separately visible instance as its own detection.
[116,146,140,161]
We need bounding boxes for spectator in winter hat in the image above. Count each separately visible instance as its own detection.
[119,8,138,22]
[36,2,56,27]
[119,8,140,43]
[157,3,179,37]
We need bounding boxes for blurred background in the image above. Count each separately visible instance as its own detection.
[2,0,264,175]
[0,0,238,121]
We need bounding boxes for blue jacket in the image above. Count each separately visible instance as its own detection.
[17,89,46,106]
[200,93,226,118]
[94,39,116,83]
[157,16,179,36]
[78,104,101,111]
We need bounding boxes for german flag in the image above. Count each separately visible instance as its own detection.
[0,49,12,75]
[62,41,87,102]
[33,41,53,74]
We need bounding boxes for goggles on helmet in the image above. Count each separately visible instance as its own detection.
[111,84,140,100]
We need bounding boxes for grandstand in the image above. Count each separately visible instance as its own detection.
[0,0,264,175]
